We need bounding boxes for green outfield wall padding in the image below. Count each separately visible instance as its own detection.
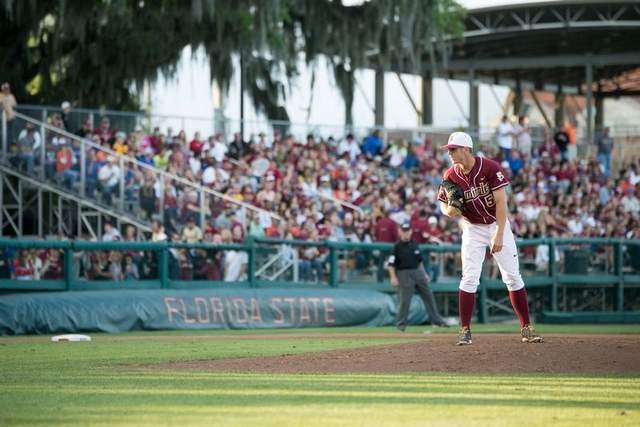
[0,289,430,335]
[541,311,640,324]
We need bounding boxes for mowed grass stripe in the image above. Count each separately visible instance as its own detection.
[1,323,639,343]
[4,383,640,405]
[5,370,640,393]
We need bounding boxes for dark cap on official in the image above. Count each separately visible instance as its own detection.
[400,222,411,231]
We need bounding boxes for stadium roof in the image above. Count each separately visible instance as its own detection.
[424,0,640,96]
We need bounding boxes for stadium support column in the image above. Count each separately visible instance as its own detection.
[421,71,433,126]
[586,62,593,144]
[513,77,522,116]
[468,68,479,138]
[374,68,385,127]
[555,87,565,129]
[595,87,604,134]
[240,52,245,142]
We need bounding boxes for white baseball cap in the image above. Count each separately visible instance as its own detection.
[440,132,473,150]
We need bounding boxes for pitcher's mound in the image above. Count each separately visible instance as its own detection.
[161,334,640,374]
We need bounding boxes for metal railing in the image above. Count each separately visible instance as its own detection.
[1,237,638,321]
[1,111,282,236]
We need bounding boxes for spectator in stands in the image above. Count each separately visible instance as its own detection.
[189,131,205,156]
[76,118,92,138]
[60,101,72,129]
[227,132,247,159]
[0,82,17,145]
[514,116,532,159]
[553,126,570,162]
[151,219,167,241]
[13,250,35,280]
[209,133,228,163]
[55,141,77,189]
[112,132,129,155]
[178,249,193,280]
[508,150,525,176]
[374,208,399,282]
[98,156,121,205]
[622,189,640,217]
[596,127,614,178]
[102,222,122,241]
[387,139,408,176]
[140,251,158,279]
[91,251,113,280]
[109,251,123,281]
[223,226,248,282]
[138,177,157,220]
[123,255,139,280]
[338,133,361,161]
[15,123,37,176]
[362,130,383,158]
[247,212,265,238]
[181,217,203,244]
[95,117,114,144]
[496,115,514,160]
[0,246,13,279]
[299,228,324,282]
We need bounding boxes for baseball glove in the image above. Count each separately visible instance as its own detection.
[440,179,465,212]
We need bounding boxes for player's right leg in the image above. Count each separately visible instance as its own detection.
[457,222,490,345]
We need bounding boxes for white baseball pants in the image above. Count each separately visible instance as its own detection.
[458,219,525,293]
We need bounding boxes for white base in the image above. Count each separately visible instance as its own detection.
[51,334,92,342]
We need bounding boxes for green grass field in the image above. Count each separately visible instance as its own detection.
[1,325,639,426]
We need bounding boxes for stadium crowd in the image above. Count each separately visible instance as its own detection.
[3,105,640,282]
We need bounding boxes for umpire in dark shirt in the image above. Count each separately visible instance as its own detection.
[388,222,447,331]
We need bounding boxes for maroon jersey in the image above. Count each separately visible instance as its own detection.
[374,217,399,242]
[437,156,509,224]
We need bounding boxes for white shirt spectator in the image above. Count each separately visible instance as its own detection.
[210,141,228,163]
[102,227,122,242]
[521,204,541,222]
[301,179,317,198]
[189,157,202,175]
[390,210,410,225]
[215,167,230,183]
[202,166,216,185]
[513,123,532,155]
[152,230,168,242]
[17,128,42,151]
[388,145,407,168]
[224,250,248,281]
[622,193,640,215]
[259,210,273,228]
[338,138,361,161]
[567,216,584,235]
[535,244,560,271]
[497,121,514,150]
[98,162,121,188]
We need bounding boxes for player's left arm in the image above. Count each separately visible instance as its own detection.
[491,187,507,253]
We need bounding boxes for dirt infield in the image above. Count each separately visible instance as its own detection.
[158,333,640,374]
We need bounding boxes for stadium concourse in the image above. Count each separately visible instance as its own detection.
[2,112,640,282]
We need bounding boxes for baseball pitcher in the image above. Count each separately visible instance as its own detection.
[438,132,543,345]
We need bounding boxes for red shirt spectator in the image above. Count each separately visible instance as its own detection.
[410,213,430,244]
[94,118,114,144]
[190,132,205,155]
[374,215,399,242]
